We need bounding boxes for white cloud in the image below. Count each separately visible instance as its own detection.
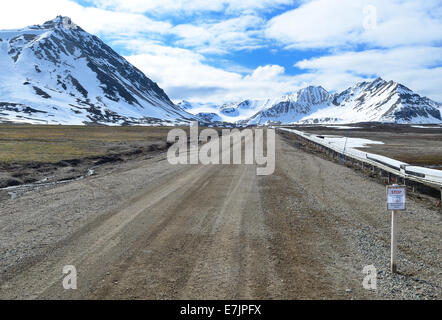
[266,0,363,48]
[88,0,294,15]
[296,47,442,74]
[266,0,442,49]
[263,0,442,102]
[248,65,285,80]
[0,0,171,36]
[295,47,442,101]
[0,1,267,54]
[120,40,302,103]
[0,0,77,29]
[78,8,171,36]
[171,15,265,53]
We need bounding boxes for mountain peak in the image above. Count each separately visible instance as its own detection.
[40,16,78,31]
[300,85,328,93]
[370,76,388,86]
[293,85,330,105]
[352,77,388,91]
[284,85,328,99]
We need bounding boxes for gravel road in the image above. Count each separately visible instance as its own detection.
[0,131,440,299]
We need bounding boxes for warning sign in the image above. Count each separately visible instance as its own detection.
[387,185,406,211]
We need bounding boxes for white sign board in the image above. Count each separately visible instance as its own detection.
[387,186,406,211]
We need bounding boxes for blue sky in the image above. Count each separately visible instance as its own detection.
[1,0,441,103]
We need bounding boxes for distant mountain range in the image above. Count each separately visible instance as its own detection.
[0,17,440,126]
[181,78,442,125]
[0,16,195,125]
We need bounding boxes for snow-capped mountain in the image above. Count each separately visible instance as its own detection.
[299,78,442,124]
[184,79,441,125]
[176,100,229,124]
[180,86,333,125]
[177,95,311,124]
[245,86,331,125]
[0,16,195,125]
[195,112,223,123]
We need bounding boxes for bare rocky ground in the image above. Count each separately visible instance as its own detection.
[0,131,440,300]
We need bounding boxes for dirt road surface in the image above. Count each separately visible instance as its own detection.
[0,131,440,299]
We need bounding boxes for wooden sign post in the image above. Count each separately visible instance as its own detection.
[386,185,406,273]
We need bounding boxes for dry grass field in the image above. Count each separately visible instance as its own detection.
[0,125,183,190]
[0,124,218,190]
[0,125,175,163]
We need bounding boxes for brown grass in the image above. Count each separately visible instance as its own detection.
[0,125,176,163]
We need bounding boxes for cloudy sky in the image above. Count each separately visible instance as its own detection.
[1,0,441,103]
